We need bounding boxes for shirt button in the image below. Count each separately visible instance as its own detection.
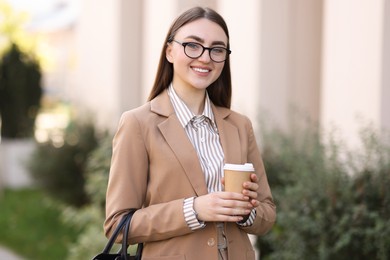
[207,238,215,247]
[200,137,205,142]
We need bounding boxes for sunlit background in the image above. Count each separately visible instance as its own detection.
[0,0,78,146]
[2,0,389,147]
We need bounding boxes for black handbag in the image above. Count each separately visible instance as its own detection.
[92,209,143,260]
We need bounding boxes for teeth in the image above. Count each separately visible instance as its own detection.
[193,67,209,73]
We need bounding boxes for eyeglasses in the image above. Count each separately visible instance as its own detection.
[171,40,231,63]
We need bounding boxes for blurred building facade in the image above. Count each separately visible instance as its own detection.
[24,0,390,149]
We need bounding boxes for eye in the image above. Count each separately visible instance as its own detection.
[212,47,225,55]
[186,42,201,50]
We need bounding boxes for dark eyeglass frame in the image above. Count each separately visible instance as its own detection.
[171,39,231,63]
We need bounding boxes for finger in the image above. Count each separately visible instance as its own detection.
[250,199,260,207]
[243,189,258,199]
[214,206,252,221]
[219,197,252,210]
[243,182,259,192]
[250,173,258,182]
[220,191,248,201]
[220,206,251,216]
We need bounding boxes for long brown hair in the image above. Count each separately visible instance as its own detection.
[147,7,232,108]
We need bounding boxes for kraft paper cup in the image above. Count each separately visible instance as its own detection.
[224,163,255,193]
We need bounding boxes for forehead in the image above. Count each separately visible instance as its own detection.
[175,18,228,44]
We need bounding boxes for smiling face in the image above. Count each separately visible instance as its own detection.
[166,18,228,95]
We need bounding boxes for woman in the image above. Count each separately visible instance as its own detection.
[104,6,276,260]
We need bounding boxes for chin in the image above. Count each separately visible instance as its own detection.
[192,84,210,91]
[190,80,216,90]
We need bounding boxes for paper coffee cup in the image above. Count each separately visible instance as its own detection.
[224,163,255,193]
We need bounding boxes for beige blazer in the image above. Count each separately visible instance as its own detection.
[104,90,276,260]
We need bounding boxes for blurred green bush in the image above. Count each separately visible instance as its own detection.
[257,124,390,260]
[27,119,99,207]
[62,135,115,260]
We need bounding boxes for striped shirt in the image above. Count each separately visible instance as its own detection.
[168,84,255,230]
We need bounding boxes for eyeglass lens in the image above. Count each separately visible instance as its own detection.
[184,42,228,62]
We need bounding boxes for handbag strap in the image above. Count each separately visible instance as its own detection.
[122,209,143,259]
[102,210,135,254]
[122,211,131,258]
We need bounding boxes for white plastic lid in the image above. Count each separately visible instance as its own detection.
[223,163,255,172]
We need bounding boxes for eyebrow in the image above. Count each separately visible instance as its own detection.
[184,35,227,47]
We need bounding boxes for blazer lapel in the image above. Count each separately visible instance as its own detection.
[151,91,208,196]
[213,105,242,164]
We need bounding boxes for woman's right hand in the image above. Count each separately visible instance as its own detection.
[193,192,253,222]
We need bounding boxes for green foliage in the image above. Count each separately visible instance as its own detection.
[62,135,114,259]
[0,188,78,260]
[0,43,42,138]
[257,124,390,260]
[27,119,99,207]
[62,134,140,259]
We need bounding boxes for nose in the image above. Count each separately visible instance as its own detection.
[197,49,211,63]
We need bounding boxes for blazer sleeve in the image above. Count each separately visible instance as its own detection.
[240,117,276,235]
[104,110,192,244]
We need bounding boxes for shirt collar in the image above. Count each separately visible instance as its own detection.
[168,84,216,129]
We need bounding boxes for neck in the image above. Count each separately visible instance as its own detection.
[172,85,206,115]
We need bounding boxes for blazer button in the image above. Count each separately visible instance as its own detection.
[207,238,216,247]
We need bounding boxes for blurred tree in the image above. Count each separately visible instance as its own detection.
[0,43,42,138]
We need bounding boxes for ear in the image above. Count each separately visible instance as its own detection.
[166,43,174,63]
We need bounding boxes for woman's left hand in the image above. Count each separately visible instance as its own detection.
[221,173,260,208]
[242,173,260,208]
